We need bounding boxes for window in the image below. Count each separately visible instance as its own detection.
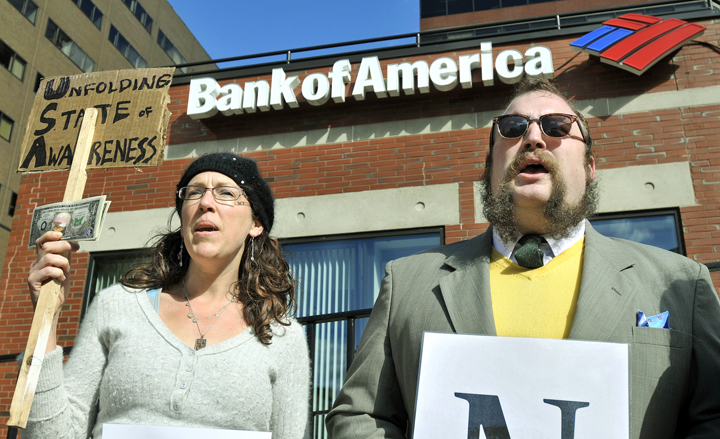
[421,0,558,18]
[7,0,38,24]
[121,0,153,33]
[109,25,147,68]
[589,209,684,255]
[83,250,147,315]
[284,230,442,438]
[157,29,188,73]
[0,39,26,80]
[71,0,103,30]
[45,19,95,72]
[448,0,474,14]
[8,192,17,217]
[0,111,14,141]
[421,0,447,18]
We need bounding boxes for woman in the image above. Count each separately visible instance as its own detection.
[25,153,309,438]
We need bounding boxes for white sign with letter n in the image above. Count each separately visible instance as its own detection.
[413,333,629,439]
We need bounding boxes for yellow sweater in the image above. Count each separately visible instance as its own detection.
[490,238,585,339]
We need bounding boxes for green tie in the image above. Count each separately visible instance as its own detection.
[514,234,545,269]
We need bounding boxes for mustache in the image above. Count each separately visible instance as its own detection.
[502,150,560,184]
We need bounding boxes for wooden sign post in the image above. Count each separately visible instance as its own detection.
[7,108,98,427]
[8,67,174,428]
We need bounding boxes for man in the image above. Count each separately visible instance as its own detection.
[326,77,720,438]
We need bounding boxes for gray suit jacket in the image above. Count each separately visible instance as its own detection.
[326,223,720,439]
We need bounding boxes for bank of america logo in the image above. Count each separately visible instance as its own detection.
[570,14,705,75]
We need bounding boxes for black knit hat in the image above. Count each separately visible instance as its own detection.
[176,153,274,233]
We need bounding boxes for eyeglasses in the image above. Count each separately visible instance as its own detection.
[492,113,587,144]
[178,186,247,203]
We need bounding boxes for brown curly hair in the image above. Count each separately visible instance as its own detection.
[121,222,296,345]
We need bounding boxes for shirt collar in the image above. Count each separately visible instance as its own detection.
[492,221,586,265]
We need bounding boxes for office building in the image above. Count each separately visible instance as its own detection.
[0,0,213,278]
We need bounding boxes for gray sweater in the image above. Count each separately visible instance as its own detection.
[24,284,310,439]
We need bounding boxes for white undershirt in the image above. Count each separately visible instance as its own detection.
[492,221,586,266]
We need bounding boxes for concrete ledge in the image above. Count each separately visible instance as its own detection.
[273,183,460,238]
[81,160,695,254]
[80,207,178,253]
[80,183,460,253]
[594,162,696,213]
[81,161,694,254]
[473,162,696,222]
[576,86,720,119]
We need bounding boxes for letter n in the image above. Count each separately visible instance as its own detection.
[543,399,589,439]
[455,393,512,439]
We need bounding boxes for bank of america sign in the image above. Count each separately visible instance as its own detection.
[570,13,705,75]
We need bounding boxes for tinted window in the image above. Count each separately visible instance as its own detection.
[448,0,474,14]
[421,0,447,18]
[590,213,682,254]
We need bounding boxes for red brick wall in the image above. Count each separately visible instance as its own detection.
[0,19,718,433]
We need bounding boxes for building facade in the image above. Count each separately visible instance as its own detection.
[0,0,213,279]
[1,0,719,437]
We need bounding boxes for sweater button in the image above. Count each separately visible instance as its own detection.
[173,404,179,411]
[181,383,186,389]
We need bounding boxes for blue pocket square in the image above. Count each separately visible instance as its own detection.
[637,310,671,329]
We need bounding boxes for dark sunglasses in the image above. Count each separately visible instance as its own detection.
[492,113,587,144]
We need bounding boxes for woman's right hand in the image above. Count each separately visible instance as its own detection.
[28,231,80,315]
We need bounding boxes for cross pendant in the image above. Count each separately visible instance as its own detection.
[194,338,207,350]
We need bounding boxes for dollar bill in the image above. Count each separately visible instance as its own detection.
[28,196,112,249]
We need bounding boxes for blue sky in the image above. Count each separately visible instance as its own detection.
[166,0,421,62]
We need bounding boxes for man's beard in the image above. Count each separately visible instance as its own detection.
[481,150,598,244]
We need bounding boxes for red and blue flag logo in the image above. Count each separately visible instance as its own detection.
[570,13,705,75]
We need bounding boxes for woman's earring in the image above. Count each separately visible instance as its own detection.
[250,237,255,262]
[179,240,184,267]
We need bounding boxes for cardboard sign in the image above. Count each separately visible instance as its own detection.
[413,333,629,439]
[18,67,174,172]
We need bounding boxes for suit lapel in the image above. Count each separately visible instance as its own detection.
[568,222,638,342]
[438,230,497,336]
[436,223,638,339]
